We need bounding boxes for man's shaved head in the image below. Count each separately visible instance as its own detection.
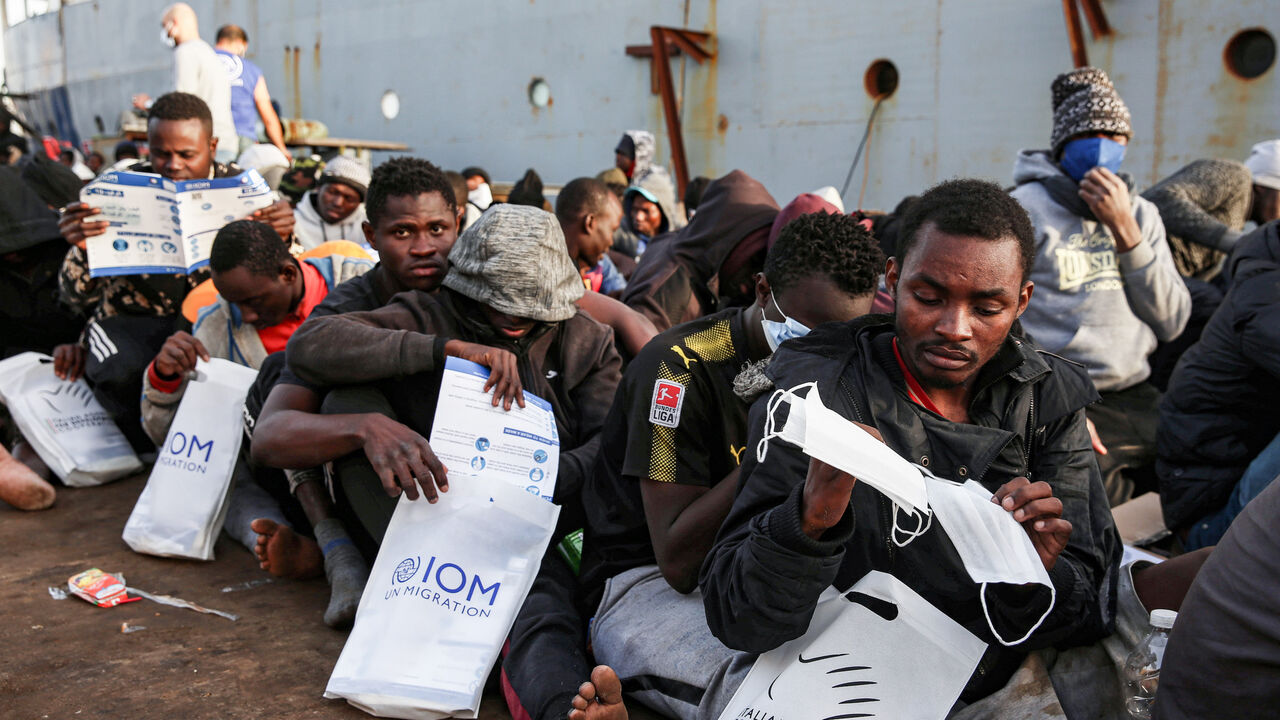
[162,3,199,43]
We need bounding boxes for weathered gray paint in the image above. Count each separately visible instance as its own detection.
[6,0,1278,210]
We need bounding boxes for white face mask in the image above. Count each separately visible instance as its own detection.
[161,23,176,48]
[922,474,1056,647]
[756,382,932,542]
[760,293,810,352]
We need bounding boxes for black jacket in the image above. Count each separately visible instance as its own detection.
[1157,220,1280,531]
[699,317,1120,700]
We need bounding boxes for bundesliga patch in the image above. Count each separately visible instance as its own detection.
[649,379,685,428]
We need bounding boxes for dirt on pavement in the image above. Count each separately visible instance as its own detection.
[0,473,517,719]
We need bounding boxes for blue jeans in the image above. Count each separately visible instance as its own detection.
[1186,431,1280,550]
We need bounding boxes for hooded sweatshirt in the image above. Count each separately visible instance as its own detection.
[292,189,369,251]
[1010,149,1190,392]
[620,130,655,181]
[621,169,778,332]
[617,165,685,257]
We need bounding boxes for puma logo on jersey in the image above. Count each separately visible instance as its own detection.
[670,345,699,369]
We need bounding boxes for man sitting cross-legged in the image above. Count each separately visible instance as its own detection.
[253,161,653,627]
[572,179,1120,719]
[504,209,884,720]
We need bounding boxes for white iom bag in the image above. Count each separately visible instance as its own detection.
[0,352,142,486]
[718,571,988,720]
[122,358,258,560]
[325,474,560,719]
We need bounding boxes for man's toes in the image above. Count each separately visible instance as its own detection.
[250,517,279,535]
[590,666,623,703]
[577,681,596,703]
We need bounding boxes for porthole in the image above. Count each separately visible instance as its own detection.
[1225,28,1276,80]
[528,78,552,108]
[380,90,400,120]
[864,59,899,100]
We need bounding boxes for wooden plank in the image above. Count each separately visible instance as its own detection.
[285,137,409,151]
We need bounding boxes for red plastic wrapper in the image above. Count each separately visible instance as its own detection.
[68,568,140,608]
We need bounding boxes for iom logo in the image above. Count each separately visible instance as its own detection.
[157,431,214,473]
[393,556,420,584]
[384,553,502,618]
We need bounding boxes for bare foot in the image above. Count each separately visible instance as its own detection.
[0,449,56,510]
[568,665,628,720]
[251,518,323,579]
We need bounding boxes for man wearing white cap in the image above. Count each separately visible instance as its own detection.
[292,156,371,251]
[1244,139,1280,226]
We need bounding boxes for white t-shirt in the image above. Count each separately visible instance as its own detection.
[172,39,237,148]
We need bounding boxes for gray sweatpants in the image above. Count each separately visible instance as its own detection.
[590,565,753,720]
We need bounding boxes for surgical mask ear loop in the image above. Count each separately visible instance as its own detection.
[890,462,935,547]
[755,382,818,463]
[756,388,788,463]
[980,582,1057,647]
[890,502,932,547]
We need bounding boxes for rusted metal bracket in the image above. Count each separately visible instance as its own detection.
[1062,0,1112,67]
[1079,0,1112,38]
[625,27,715,197]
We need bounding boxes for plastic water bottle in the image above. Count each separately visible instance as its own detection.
[1123,608,1177,719]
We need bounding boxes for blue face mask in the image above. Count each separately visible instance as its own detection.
[1059,137,1126,182]
[761,293,810,352]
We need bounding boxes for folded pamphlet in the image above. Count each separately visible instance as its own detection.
[82,169,273,277]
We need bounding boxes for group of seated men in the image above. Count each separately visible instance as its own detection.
[1,63,1279,718]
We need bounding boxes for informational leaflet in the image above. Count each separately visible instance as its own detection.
[428,357,560,501]
[81,169,274,277]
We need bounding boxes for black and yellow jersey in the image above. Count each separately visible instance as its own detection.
[580,307,752,598]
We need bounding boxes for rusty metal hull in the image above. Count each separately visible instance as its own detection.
[5,0,1278,210]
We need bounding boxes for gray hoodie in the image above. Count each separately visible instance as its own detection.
[1011,149,1190,392]
[292,189,369,251]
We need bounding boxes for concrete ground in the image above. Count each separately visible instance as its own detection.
[0,473,520,719]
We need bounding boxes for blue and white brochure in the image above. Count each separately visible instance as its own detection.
[428,356,560,501]
[81,169,274,277]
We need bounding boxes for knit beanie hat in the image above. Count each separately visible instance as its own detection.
[443,204,583,322]
[1049,67,1132,157]
[319,156,371,199]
